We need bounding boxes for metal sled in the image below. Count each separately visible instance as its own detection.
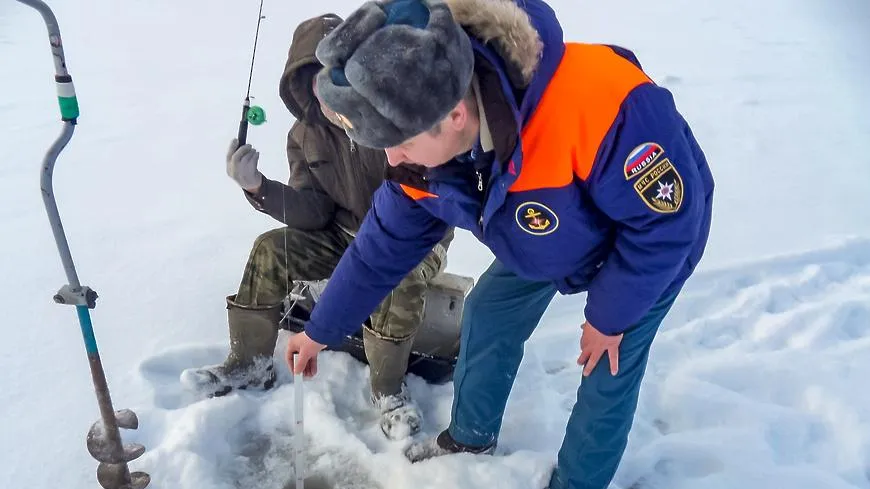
[280,272,474,384]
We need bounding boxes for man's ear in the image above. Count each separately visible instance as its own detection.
[446,100,468,131]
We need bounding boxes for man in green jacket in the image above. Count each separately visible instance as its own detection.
[181,13,453,440]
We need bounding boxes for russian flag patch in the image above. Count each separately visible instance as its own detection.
[624,142,664,179]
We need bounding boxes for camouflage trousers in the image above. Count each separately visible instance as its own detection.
[235,222,450,342]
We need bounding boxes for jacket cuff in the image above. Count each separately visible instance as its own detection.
[304,320,347,347]
[583,301,631,336]
[243,179,270,212]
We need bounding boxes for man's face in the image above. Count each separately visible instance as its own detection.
[313,75,354,131]
[383,121,463,169]
[317,96,351,131]
[315,78,475,168]
[384,100,475,169]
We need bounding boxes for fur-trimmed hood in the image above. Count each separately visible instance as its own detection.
[446,0,544,87]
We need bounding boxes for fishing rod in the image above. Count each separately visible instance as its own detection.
[237,0,268,146]
[13,1,150,488]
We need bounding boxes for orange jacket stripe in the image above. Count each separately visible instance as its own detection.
[510,43,652,192]
[400,183,439,200]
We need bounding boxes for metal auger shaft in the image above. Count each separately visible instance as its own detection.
[14,1,150,488]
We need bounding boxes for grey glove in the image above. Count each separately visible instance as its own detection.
[226,138,264,192]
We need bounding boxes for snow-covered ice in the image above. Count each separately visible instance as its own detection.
[2,0,869,488]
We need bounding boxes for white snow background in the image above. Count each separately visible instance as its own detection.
[2,0,870,488]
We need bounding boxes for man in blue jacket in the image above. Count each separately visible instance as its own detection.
[287,1,714,488]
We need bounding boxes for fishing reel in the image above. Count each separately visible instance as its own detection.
[247,104,266,125]
[237,98,267,146]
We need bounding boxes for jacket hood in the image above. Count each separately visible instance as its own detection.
[279,13,344,124]
[445,0,543,87]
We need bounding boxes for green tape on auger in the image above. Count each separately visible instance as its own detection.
[56,76,79,121]
[246,105,266,125]
[58,96,80,121]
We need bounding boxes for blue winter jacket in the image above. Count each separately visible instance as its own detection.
[304,0,714,346]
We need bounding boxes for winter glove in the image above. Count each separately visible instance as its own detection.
[226,138,264,193]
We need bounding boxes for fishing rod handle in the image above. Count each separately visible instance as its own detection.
[237,104,250,147]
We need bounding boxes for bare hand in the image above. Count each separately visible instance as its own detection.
[577,321,623,376]
[286,332,326,377]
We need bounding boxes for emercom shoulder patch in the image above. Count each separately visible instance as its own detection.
[633,158,683,213]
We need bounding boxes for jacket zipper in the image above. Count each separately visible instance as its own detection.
[476,170,485,228]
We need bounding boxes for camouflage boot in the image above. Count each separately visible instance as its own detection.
[181,295,282,398]
[364,326,422,440]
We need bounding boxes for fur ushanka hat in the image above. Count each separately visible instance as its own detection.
[314,0,475,149]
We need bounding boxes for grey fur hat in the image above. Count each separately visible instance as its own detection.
[314,0,475,149]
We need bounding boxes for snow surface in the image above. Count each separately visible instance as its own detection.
[2,0,869,488]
